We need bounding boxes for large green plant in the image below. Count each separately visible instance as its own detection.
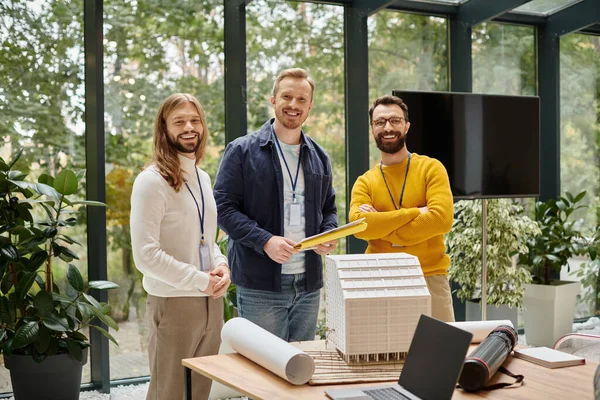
[519,191,598,285]
[447,199,540,309]
[573,224,600,315]
[0,151,119,364]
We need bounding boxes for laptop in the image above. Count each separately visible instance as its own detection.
[325,314,473,400]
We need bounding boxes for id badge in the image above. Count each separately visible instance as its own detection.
[289,203,302,226]
[199,243,212,272]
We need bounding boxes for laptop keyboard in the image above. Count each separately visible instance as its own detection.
[363,387,412,400]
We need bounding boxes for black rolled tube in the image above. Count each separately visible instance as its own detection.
[458,325,518,392]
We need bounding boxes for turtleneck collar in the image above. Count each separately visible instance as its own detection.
[178,153,197,175]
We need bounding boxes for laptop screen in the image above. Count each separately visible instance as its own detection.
[399,315,473,400]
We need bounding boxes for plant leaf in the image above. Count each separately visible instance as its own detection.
[66,338,83,362]
[91,324,118,346]
[0,297,16,326]
[57,235,81,246]
[67,264,84,292]
[15,271,38,306]
[0,236,19,262]
[59,246,79,260]
[69,200,106,207]
[7,180,29,190]
[8,149,23,169]
[82,293,119,330]
[573,191,586,203]
[42,314,70,331]
[12,321,39,349]
[38,173,54,187]
[69,331,88,342]
[34,183,60,200]
[34,325,51,354]
[27,250,48,271]
[38,202,55,220]
[33,290,54,317]
[88,281,120,290]
[82,292,102,309]
[53,170,78,196]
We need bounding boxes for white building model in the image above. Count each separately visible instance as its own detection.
[326,253,431,363]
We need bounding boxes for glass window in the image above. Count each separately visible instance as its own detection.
[103,0,225,380]
[472,23,536,96]
[513,0,581,15]
[0,0,86,392]
[368,11,448,167]
[559,33,600,318]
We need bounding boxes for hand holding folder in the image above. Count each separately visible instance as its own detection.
[294,218,367,251]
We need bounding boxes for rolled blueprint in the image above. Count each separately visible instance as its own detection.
[221,317,315,385]
[449,320,514,343]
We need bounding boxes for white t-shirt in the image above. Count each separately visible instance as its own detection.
[275,141,306,274]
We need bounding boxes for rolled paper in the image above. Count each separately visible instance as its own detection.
[221,317,315,385]
[449,320,515,343]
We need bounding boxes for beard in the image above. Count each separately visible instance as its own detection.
[167,131,201,154]
[375,130,406,154]
[275,107,308,130]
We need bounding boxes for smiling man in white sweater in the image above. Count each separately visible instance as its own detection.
[130,93,230,400]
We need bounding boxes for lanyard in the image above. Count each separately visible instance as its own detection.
[271,124,302,203]
[380,152,411,210]
[184,167,206,244]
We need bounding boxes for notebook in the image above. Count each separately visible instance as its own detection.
[513,347,585,369]
[324,314,473,400]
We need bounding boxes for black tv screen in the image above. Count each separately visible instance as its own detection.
[392,90,540,199]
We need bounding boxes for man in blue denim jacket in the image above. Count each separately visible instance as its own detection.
[214,68,338,342]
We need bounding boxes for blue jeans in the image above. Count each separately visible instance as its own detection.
[236,273,320,342]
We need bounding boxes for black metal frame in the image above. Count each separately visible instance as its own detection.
[84,0,110,393]
[224,0,250,143]
[73,0,600,394]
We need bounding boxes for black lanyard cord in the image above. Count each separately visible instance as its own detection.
[184,167,205,243]
[272,124,302,203]
[380,153,411,210]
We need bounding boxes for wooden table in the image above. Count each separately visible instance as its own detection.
[182,343,597,400]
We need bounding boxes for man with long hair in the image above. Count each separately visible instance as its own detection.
[130,93,230,400]
[214,68,338,342]
[349,95,455,322]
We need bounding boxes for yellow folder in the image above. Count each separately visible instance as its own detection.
[294,218,367,250]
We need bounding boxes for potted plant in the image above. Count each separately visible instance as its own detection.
[0,150,119,400]
[447,199,540,327]
[573,224,600,316]
[518,191,598,346]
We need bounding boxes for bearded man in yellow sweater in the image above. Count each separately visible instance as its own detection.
[349,94,455,322]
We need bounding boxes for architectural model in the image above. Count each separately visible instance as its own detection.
[325,253,431,363]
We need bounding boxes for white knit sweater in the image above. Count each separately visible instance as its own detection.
[130,155,227,297]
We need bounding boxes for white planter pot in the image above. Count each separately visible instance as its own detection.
[523,281,580,347]
[465,300,518,329]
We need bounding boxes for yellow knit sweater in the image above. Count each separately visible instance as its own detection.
[349,153,453,276]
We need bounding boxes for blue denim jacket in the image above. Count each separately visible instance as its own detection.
[214,119,338,292]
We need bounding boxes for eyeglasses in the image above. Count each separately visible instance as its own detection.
[372,117,405,128]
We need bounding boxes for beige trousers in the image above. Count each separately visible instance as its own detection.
[146,295,223,400]
[424,274,455,322]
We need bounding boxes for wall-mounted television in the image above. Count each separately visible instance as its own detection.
[392,90,540,199]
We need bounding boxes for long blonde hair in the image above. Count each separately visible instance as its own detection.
[147,93,208,191]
